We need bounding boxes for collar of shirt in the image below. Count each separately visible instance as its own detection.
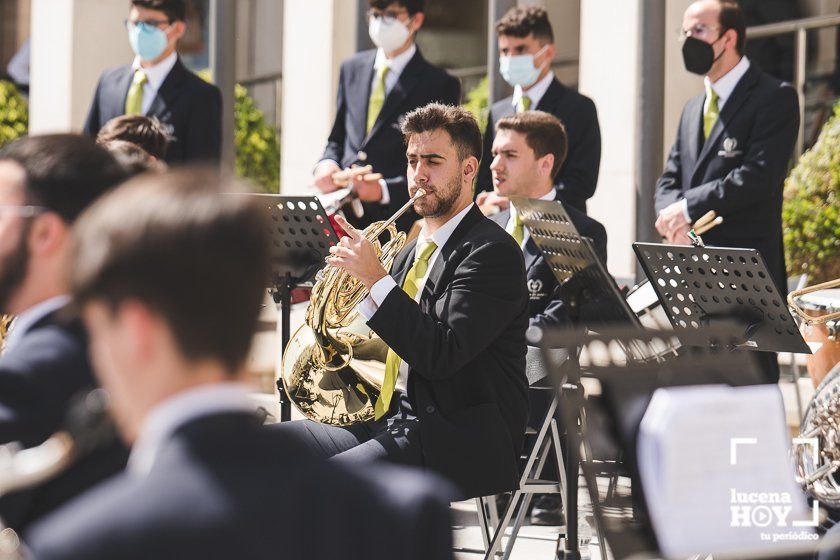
[131,51,178,92]
[374,42,417,80]
[3,295,71,353]
[507,189,556,247]
[704,56,750,109]
[128,382,255,478]
[416,202,475,261]
[512,71,554,110]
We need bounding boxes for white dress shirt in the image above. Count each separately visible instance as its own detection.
[3,295,71,353]
[511,70,554,111]
[505,188,556,248]
[130,51,178,116]
[128,382,256,478]
[679,56,751,221]
[358,202,475,393]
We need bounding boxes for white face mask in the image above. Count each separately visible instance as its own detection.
[369,16,411,55]
[499,45,549,88]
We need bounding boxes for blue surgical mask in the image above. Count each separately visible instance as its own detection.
[128,22,169,62]
[499,46,549,88]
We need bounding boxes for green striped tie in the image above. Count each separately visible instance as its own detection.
[516,95,532,113]
[508,212,525,245]
[124,69,148,116]
[703,84,719,139]
[375,240,437,420]
[366,65,390,134]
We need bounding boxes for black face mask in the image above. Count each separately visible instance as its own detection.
[682,35,725,75]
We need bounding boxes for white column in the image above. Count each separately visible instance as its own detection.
[279,0,357,195]
[578,0,641,280]
[29,0,132,133]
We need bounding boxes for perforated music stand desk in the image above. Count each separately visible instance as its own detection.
[633,243,811,355]
[511,197,641,331]
[234,194,339,421]
[533,326,816,560]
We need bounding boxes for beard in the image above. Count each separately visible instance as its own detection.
[412,174,462,219]
[0,223,31,315]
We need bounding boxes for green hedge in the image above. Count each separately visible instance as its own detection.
[233,83,280,193]
[462,76,489,134]
[783,102,840,283]
[0,80,28,149]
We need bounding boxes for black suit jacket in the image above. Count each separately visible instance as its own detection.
[26,412,453,560]
[490,203,607,331]
[655,63,800,293]
[84,57,222,165]
[477,78,602,214]
[0,309,128,531]
[321,48,461,232]
[367,205,529,498]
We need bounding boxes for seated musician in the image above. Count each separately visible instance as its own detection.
[488,110,607,524]
[0,135,129,531]
[277,103,530,500]
[25,169,454,560]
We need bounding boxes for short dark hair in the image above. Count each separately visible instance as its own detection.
[496,111,568,180]
[401,103,482,163]
[717,0,746,56]
[495,6,554,44]
[101,140,165,177]
[368,0,425,16]
[71,168,271,373]
[130,0,186,22]
[0,134,127,223]
[97,115,171,160]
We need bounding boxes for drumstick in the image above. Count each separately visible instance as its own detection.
[692,210,717,231]
[332,165,373,182]
[695,216,724,235]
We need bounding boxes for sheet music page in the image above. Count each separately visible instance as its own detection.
[637,385,816,558]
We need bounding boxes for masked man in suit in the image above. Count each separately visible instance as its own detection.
[488,110,606,524]
[84,0,221,165]
[476,6,601,215]
[278,103,529,500]
[25,169,454,560]
[313,0,461,233]
[655,0,800,383]
[0,135,129,531]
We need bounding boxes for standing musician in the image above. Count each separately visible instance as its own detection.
[655,0,800,383]
[313,0,461,233]
[278,103,530,500]
[26,169,454,560]
[488,110,606,524]
[0,135,129,530]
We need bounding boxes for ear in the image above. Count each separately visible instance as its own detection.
[542,43,557,65]
[539,153,555,177]
[410,12,425,33]
[723,28,738,52]
[170,20,187,42]
[463,155,479,184]
[117,299,160,364]
[27,213,68,257]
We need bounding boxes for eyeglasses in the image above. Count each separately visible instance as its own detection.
[678,23,721,42]
[0,205,48,219]
[124,19,171,31]
[366,8,409,25]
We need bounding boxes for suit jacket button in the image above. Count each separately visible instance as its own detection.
[425,405,436,414]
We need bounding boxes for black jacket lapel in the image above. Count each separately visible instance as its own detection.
[691,65,761,183]
[365,50,427,143]
[535,78,565,112]
[522,239,541,272]
[108,67,134,120]
[421,205,484,300]
[392,238,417,287]
[146,58,187,119]
[684,95,704,174]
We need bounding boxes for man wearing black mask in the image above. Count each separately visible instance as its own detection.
[654,0,799,383]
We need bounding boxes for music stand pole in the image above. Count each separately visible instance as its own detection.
[558,351,584,560]
[273,272,293,422]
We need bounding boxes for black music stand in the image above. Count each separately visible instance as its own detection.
[633,243,811,355]
[532,326,816,560]
[511,197,643,560]
[240,194,339,421]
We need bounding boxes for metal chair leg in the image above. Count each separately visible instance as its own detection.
[476,497,492,550]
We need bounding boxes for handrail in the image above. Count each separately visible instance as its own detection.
[747,13,840,39]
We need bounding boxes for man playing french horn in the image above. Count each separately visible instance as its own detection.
[276,103,529,500]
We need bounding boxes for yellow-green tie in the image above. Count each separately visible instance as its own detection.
[508,212,525,245]
[125,69,148,116]
[366,65,390,134]
[703,84,719,139]
[375,240,437,420]
[516,95,532,113]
